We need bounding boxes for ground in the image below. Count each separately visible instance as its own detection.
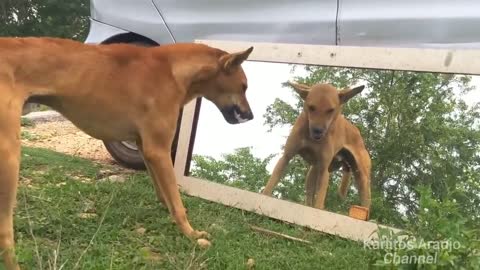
[21,120,115,165]
[11,119,374,269]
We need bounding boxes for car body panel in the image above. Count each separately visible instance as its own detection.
[337,0,480,49]
[89,0,174,44]
[88,0,480,49]
[84,19,129,44]
[152,0,337,45]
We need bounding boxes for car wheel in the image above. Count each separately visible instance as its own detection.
[101,40,180,170]
[103,140,146,170]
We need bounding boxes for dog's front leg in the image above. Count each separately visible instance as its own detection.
[139,137,209,240]
[262,153,293,196]
[313,165,330,210]
[305,165,320,206]
[136,141,166,206]
[0,91,22,270]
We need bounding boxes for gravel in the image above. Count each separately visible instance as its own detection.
[21,111,116,164]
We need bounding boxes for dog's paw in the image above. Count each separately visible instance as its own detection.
[189,230,210,240]
[197,238,212,249]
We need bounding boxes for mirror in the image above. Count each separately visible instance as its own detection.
[187,60,480,226]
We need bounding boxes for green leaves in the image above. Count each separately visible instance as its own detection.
[0,0,89,40]
[191,147,273,193]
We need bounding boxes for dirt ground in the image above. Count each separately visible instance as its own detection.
[21,120,117,165]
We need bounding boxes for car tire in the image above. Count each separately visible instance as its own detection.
[103,141,147,170]
[101,40,177,170]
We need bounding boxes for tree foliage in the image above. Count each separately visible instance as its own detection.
[191,147,273,193]
[0,0,89,40]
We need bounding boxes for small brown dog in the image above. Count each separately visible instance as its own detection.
[262,82,371,210]
[0,37,254,270]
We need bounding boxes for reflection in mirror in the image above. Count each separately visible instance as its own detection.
[188,61,480,226]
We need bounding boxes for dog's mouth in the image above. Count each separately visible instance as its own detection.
[311,134,325,141]
[220,105,254,124]
[310,128,327,141]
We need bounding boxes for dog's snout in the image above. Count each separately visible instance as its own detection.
[234,107,253,123]
[220,105,254,124]
[311,127,326,140]
[312,127,325,135]
[242,110,254,121]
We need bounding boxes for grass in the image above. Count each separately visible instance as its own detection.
[20,118,35,128]
[11,147,374,269]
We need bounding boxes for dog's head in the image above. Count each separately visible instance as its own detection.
[196,47,254,124]
[289,82,365,141]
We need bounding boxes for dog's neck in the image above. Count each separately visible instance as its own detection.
[165,46,222,105]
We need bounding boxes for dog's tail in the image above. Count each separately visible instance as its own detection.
[338,165,352,200]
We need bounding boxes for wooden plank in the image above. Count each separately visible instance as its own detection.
[178,176,399,242]
[196,40,480,75]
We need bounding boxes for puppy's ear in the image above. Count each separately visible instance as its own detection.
[288,81,310,100]
[219,47,254,73]
[338,85,365,104]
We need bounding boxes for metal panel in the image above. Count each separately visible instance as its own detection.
[84,19,128,44]
[90,0,174,44]
[153,0,337,44]
[338,0,480,49]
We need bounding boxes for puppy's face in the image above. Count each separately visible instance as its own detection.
[202,47,254,124]
[289,82,364,141]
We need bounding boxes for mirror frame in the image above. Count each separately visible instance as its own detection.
[174,40,480,241]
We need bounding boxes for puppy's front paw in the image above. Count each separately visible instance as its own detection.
[197,238,212,249]
[191,230,210,239]
[261,189,273,196]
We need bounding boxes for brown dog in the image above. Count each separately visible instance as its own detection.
[0,37,254,269]
[262,82,371,210]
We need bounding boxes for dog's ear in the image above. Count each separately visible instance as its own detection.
[219,47,254,73]
[288,81,310,100]
[338,85,365,104]
[192,64,218,82]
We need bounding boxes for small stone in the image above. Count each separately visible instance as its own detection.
[77,213,97,219]
[136,227,147,235]
[98,175,126,183]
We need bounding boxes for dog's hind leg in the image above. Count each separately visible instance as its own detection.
[0,84,24,270]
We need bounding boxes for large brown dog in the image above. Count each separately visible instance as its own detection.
[262,82,371,210]
[0,37,253,269]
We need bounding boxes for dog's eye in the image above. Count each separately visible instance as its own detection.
[308,105,316,112]
[326,108,335,114]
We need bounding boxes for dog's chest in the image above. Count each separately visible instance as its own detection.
[298,139,323,164]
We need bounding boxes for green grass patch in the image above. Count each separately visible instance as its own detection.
[20,118,35,128]
[12,147,372,269]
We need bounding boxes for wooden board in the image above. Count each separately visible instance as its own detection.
[196,40,480,75]
[178,176,398,242]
